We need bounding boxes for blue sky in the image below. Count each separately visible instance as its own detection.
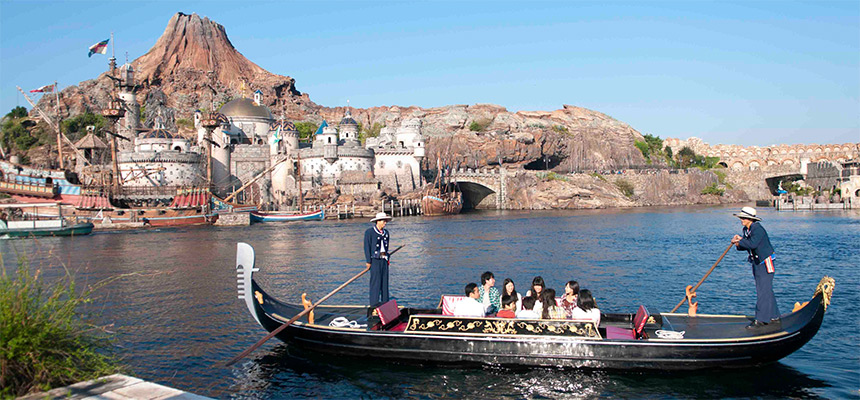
[1,1,858,146]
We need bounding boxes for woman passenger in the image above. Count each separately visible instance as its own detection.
[570,289,600,326]
[525,276,546,315]
[561,280,579,318]
[540,288,566,319]
[500,278,522,311]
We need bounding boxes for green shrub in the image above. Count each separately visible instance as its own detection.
[61,112,105,143]
[0,256,121,398]
[590,172,607,182]
[6,106,28,119]
[359,122,383,144]
[294,122,319,141]
[614,179,634,197]
[538,171,568,182]
[551,125,569,134]
[635,134,666,164]
[468,118,492,132]
[176,118,193,129]
[701,183,725,196]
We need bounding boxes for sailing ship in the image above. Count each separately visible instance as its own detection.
[235,243,834,369]
[421,161,462,216]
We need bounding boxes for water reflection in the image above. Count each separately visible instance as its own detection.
[232,345,829,399]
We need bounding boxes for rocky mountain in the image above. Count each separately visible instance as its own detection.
[37,12,317,124]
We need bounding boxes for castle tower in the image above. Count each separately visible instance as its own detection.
[117,63,140,152]
[338,110,360,146]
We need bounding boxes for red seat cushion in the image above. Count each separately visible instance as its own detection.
[389,322,408,332]
[606,326,635,340]
[633,305,650,339]
[376,300,400,325]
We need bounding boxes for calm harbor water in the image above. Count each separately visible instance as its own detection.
[2,205,858,399]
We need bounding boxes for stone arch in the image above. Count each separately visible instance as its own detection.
[731,160,745,170]
[453,180,497,210]
[766,159,778,166]
[748,159,763,169]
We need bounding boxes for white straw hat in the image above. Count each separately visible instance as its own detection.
[733,206,761,221]
[370,212,392,222]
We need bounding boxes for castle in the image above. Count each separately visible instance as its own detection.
[191,91,426,205]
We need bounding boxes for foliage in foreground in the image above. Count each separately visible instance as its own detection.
[0,257,121,398]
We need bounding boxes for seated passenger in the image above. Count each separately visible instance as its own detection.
[478,271,501,315]
[570,289,600,326]
[500,278,522,311]
[525,276,546,315]
[495,295,517,318]
[452,283,485,317]
[516,296,540,319]
[540,288,566,319]
[561,280,579,318]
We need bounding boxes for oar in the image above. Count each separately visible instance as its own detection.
[225,244,405,366]
[669,242,734,313]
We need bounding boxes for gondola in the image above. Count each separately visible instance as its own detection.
[235,243,833,370]
[250,209,324,223]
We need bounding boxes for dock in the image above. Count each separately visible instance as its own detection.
[17,374,213,400]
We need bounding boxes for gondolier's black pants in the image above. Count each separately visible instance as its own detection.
[752,261,780,322]
[369,258,389,305]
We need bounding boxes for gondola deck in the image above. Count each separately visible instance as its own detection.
[235,242,833,369]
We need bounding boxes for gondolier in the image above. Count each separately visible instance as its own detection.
[731,207,780,329]
[365,212,393,305]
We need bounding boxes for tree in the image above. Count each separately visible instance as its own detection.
[61,112,105,142]
[677,146,697,168]
[294,122,319,142]
[5,106,28,119]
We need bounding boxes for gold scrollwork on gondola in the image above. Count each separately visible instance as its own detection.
[405,316,600,338]
[813,276,835,311]
[482,320,518,335]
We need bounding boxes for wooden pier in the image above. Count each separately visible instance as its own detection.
[774,197,855,211]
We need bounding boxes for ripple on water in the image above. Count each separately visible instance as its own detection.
[1,206,857,399]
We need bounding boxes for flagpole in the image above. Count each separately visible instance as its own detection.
[55,80,63,169]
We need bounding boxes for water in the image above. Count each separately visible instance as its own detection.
[2,205,858,399]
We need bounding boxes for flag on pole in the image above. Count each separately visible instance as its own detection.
[269,125,282,145]
[29,84,55,93]
[88,39,109,57]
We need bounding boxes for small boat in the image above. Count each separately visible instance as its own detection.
[421,192,462,216]
[0,203,94,239]
[250,209,324,223]
[235,243,833,370]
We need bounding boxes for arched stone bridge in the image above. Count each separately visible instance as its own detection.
[448,167,509,210]
[664,138,859,171]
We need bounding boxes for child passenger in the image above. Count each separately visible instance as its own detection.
[496,295,517,318]
[570,289,601,326]
[516,296,540,319]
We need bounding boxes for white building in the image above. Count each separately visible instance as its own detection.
[298,111,375,186]
[366,118,426,192]
[118,128,204,187]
